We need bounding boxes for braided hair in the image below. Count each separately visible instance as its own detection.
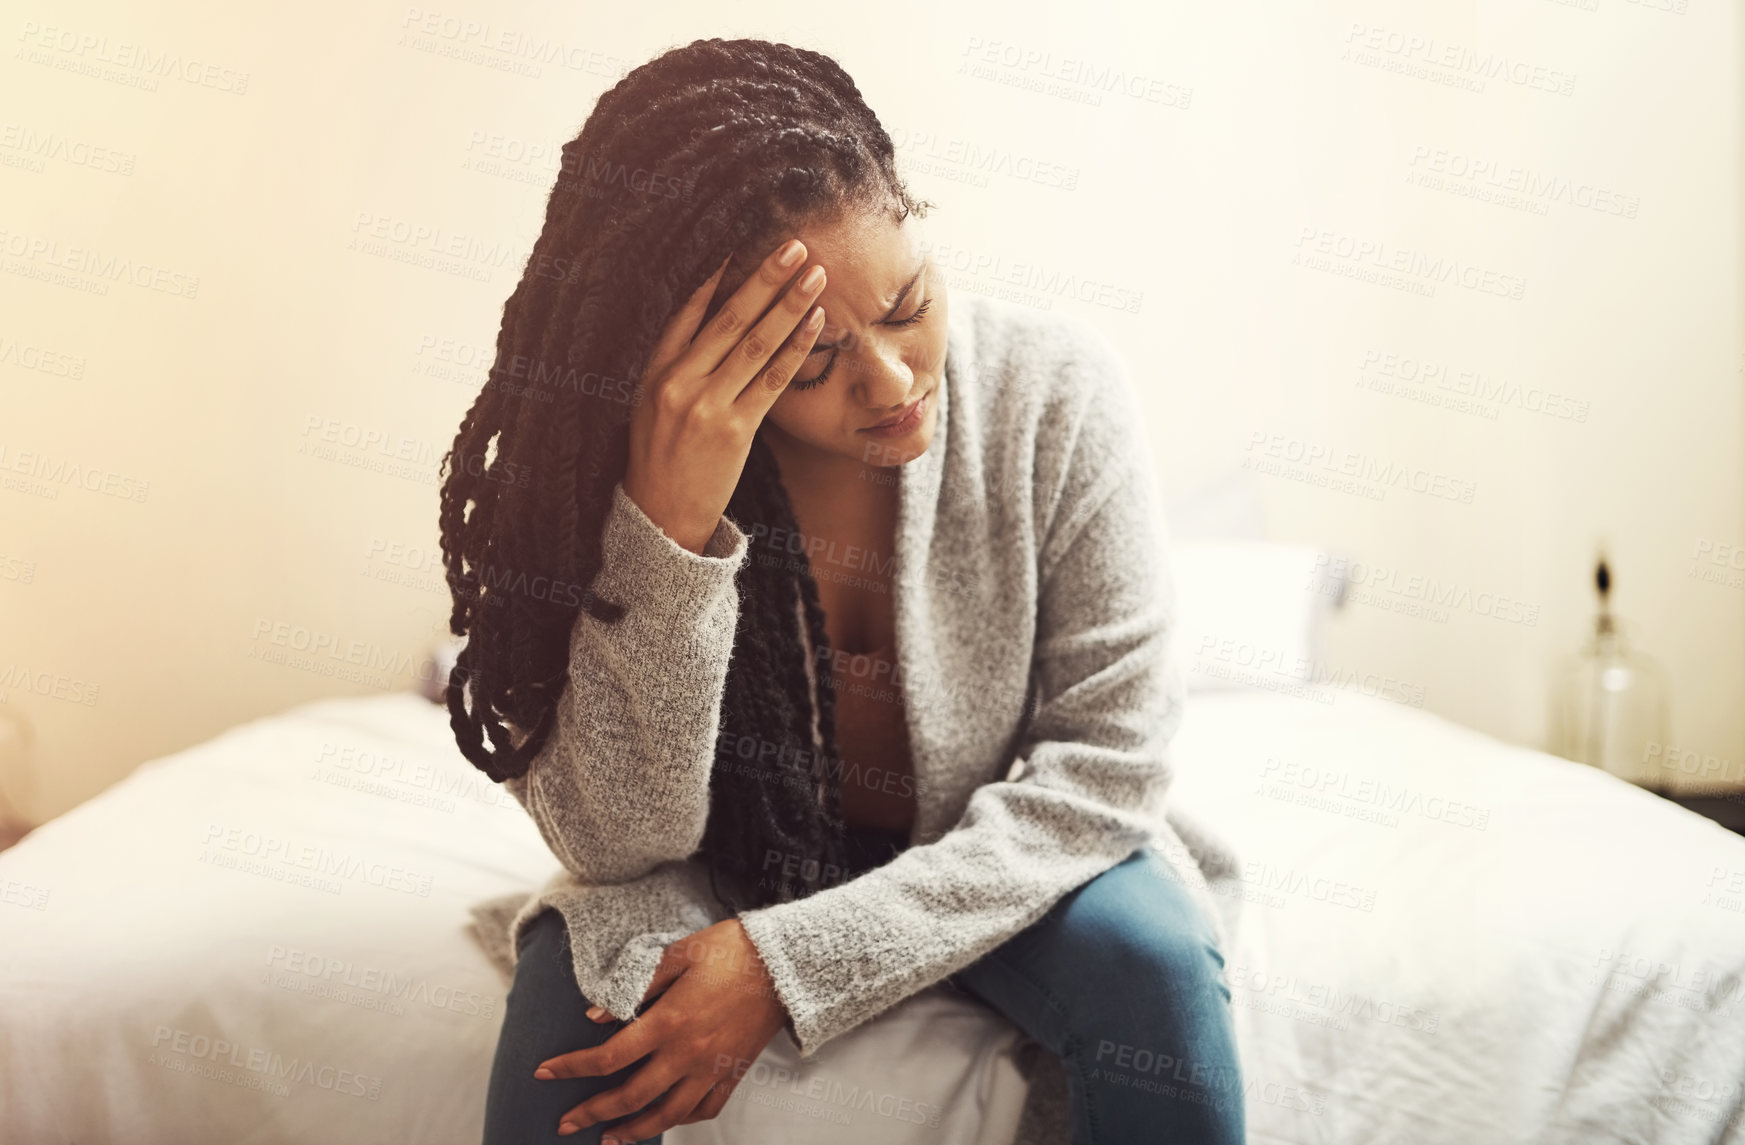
[437,38,931,913]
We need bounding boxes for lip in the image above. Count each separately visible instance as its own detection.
[859,389,931,437]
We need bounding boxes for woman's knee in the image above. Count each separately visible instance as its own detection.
[1037,849,1229,1000]
[499,909,608,1053]
[484,910,618,1144]
[516,904,568,960]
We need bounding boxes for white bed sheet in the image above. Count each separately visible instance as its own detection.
[2,687,1742,1143]
[1171,689,1745,1144]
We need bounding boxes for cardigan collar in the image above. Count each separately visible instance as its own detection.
[893,293,966,575]
[888,293,975,841]
[793,293,978,843]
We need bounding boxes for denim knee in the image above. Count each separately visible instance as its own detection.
[1036,849,1227,997]
[950,850,1244,1144]
[1066,852,1237,1063]
[482,909,651,1144]
[516,905,568,961]
[1055,855,1238,1070]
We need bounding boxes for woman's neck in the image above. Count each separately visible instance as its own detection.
[759,426,899,523]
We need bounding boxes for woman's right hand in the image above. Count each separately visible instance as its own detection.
[622,238,828,555]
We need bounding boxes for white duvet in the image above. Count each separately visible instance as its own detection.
[2,686,1741,1144]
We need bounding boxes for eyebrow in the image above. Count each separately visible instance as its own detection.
[808,260,925,352]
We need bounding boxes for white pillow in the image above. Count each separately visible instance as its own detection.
[1167,540,1342,692]
[419,635,465,704]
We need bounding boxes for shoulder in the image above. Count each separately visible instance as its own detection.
[950,292,1137,421]
[948,293,1151,507]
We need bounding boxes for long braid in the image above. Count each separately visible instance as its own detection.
[438,38,929,911]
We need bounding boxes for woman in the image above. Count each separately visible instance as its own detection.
[441,37,1244,1145]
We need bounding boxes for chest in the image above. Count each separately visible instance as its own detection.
[784,484,900,657]
[771,461,1041,844]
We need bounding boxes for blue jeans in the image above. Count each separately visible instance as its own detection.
[481,842,1244,1144]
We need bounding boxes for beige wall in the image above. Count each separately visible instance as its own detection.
[2,0,1741,822]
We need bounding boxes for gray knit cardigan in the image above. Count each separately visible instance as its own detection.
[467,291,1244,1132]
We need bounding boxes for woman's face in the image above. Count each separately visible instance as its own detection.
[757,207,948,469]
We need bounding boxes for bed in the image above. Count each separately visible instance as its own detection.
[4,546,1744,1143]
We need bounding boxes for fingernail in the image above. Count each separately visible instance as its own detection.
[776,240,803,267]
[557,1123,580,1137]
[806,305,825,329]
[799,265,825,292]
[602,1137,620,1145]
[533,1067,555,1080]
[585,1005,606,1020]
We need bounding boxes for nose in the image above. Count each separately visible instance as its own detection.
[850,337,916,410]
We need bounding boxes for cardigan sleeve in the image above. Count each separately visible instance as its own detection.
[736,333,1186,1058]
[504,481,749,885]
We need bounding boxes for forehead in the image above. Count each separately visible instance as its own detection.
[791,208,923,309]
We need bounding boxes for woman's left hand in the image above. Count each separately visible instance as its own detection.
[534,918,789,1142]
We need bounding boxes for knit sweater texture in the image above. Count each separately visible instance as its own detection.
[467,290,1244,1084]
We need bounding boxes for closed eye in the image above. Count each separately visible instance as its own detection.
[885,297,931,328]
[791,293,933,391]
[791,353,837,391]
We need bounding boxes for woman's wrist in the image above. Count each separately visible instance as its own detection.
[619,472,723,556]
[724,918,791,1028]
